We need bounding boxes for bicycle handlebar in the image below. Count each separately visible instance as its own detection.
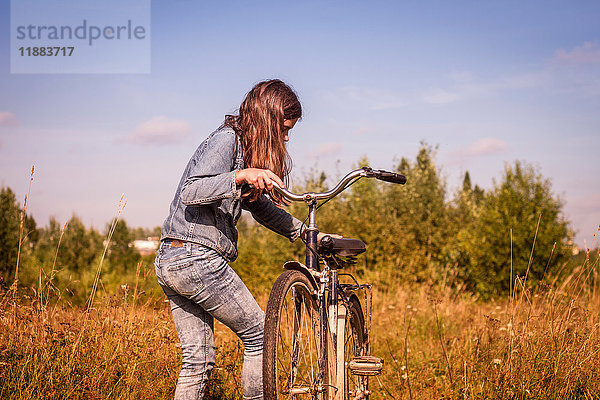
[272,167,406,203]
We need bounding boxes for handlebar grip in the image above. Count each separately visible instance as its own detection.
[375,171,407,185]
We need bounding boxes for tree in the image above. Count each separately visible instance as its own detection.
[106,219,140,273]
[0,187,21,282]
[385,143,451,283]
[448,171,485,283]
[338,157,391,276]
[32,217,64,268]
[460,161,571,297]
[56,215,103,273]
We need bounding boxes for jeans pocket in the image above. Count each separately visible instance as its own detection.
[162,255,205,297]
[158,246,189,264]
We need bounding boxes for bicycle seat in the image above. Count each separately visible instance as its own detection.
[318,236,366,257]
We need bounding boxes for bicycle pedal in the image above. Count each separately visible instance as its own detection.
[347,355,384,376]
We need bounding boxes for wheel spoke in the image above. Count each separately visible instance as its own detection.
[266,271,351,400]
[270,276,321,398]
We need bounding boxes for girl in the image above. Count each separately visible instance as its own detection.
[155,79,318,400]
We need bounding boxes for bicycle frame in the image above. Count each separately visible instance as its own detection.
[298,197,372,399]
[277,172,360,398]
[298,196,345,398]
[272,167,404,398]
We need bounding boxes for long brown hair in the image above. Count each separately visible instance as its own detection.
[223,79,302,204]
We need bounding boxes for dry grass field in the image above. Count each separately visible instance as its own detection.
[1,248,599,400]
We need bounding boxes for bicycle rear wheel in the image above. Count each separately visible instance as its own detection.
[264,269,323,399]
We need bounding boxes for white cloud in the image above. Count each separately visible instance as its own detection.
[329,63,580,112]
[455,138,508,157]
[422,78,509,105]
[328,74,542,112]
[330,86,407,111]
[309,142,343,158]
[501,73,548,90]
[371,101,407,111]
[124,116,191,145]
[422,70,553,106]
[0,111,18,127]
[423,88,461,104]
[353,127,373,136]
[554,42,600,65]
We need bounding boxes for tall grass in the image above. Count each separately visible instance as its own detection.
[1,168,598,398]
[86,194,127,311]
[1,248,598,399]
[372,251,600,399]
[0,268,251,400]
[11,166,34,293]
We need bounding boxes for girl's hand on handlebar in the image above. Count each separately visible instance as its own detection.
[235,168,284,191]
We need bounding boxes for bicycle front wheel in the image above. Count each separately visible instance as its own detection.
[264,269,323,399]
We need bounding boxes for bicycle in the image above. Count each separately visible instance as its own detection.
[263,167,407,400]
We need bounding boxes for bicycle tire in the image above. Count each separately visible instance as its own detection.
[343,295,368,400]
[264,269,323,399]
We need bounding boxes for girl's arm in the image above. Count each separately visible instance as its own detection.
[180,131,240,206]
[242,195,304,242]
[242,196,339,243]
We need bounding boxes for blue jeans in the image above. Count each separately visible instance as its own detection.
[155,240,264,400]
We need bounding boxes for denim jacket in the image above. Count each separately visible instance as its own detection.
[160,126,304,262]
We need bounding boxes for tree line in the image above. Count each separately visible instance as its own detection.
[0,190,159,300]
[0,144,574,300]
[235,144,573,298]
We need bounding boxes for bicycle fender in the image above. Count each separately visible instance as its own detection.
[283,261,319,290]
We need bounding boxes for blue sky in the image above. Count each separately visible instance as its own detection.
[1,0,599,247]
